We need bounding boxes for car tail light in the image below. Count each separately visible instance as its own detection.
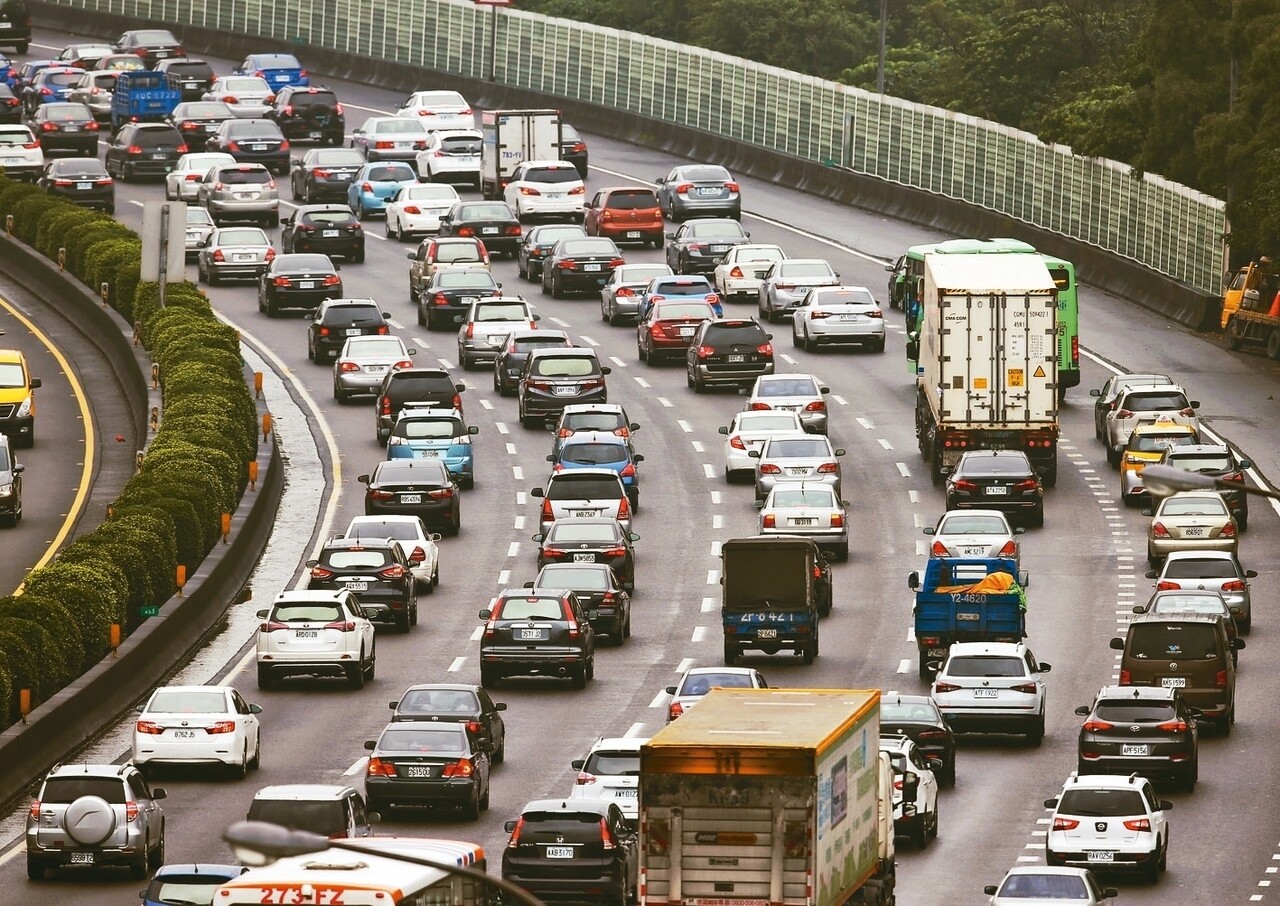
[379,396,391,416]
[86,121,100,132]
[39,86,52,96]
[600,818,617,850]
[762,514,776,528]
[1119,669,1131,684]
[575,770,597,785]
[808,309,830,319]
[1123,818,1151,832]
[952,479,978,492]
[916,729,946,740]
[724,181,740,192]
[933,681,960,693]
[135,720,165,735]
[409,546,426,563]
[569,185,585,196]
[273,277,291,287]
[1150,522,1170,538]
[505,225,522,235]
[566,613,580,640]
[323,620,357,632]
[1012,479,1040,492]
[310,565,335,579]
[1178,406,1196,417]
[729,435,746,450]
[205,721,236,734]
[696,345,714,359]
[1157,719,1189,732]
[1116,409,1134,419]
[337,361,360,373]
[997,540,1017,557]
[125,143,143,154]
[259,619,289,632]
[428,488,455,500]
[830,512,844,527]
[442,758,474,777]
[1154,580,1181,591]
[52,178,74,187]
[675,183,693,194]
[757,342,773,355]
[1216,670,1228,688]
[28,800,41,820]
[609,257,625,268]
[942,434,970,449]
[1053,817,1079,831]
[541,498,554,522]
[374,140,394,149]
[618,497,630,520]
[687,243,705,253]
[457,225,475,237]
[759,463,781,474]
[464,322,475,339]
[96,177,113,186]
[184,171,201,181]
[367,757,397,777]
[749,402,771,411]
[668,701,684,720]
[125,801,139,822]
[22,141,39,149]
[867,309,883,318]
[518,186,541,196]
[507,816,525,847]
[1221,522,1236,538]
[775,283,796,291]
[452,393,463,410]
[1222,579,1246,592]
[212,249,226,262]
[223,95,239,104]
[369,490,394,501]
[931,540,950,556]
[816,462,838,474]
[321,274,341,287]
[432,292,449,306]
[1009,682,1037,694]
[378,565,406,579]
[615,287,635,297]
[464,720,482,736]
[401,204,423,215]
[804,400,826,412]
[620,462,636,477]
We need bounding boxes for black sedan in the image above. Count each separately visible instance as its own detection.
[533,518,638,591]
[389,683,507,762]
[362,722,490,818]
[1074,685,1199,790]
[540,236,624,298]
[166,100,234,152]
[207,118,291,175]
[155,57,216,101]
[944,449,1044,527]
[665,218,751,274]
[418,266,502,331]
[289,146,364,203]
[358,458,460,536]
[528,563,631,644]
[558,122,588,179]
[516,222,586,282]
[281,204,364,262]
[0,84,20,123]
[27,101,99,155]
[492,328,572,396]
[307,536,417,632]
[438,200,522,257]
[879,693,957,785]
[111,28,184,68]
[257,253,342,317]
[38,157,113,212]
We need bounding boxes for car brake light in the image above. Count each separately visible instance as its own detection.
[322,275,341,286]
[997,540,1017,557]
[952,479,978,492]
[310,565,335,579]
[431,292,449,306]
[1157,720,1188,732]
[442,758,474,777]
[575,771,597,785]
[1221,522,1236,538]
[1012,479,1040,491]
[465,322,475,339]
[804,400,826,412]
[620,462,636,477]
[729,435,746,450]
[615,287,635,297]
[600,818,617,850]
[1011,682,1039,695]
[211,249,225,262]
[1151,522,1170,538]
[931,540,950,556]
[507,816,525,847]
[1155,580,1180,590]
[367,757,397,777]
[1178,406,1196,417]
[1123,818,1151,832]
[675,183,693,194]
[933,681,961,693]
[126,801,139,822]
[696,345,714,359]
[749,402,771,411]
[135,720,165,735]
[1119,669,1131,684]
[1216,670,1228,688]
[618,497,630,520]
[830,512,844,527]
[759,463,781,474]
[762,514,776,528]
[457,226,475,237]
[28,800,40,820]
[427,487,455,500]
[1053,817,1080,831]
[1222,579,1246,592]
[757,342,773,355]
[602,546,627,557]
[668,701,684,720]
[724,181,739,192]
[378,564,406,579]
[323,620,357,632]
[205,721,236,734]
[565,613,579,640]
[409,546,426,563]
[808,309,830,319]
[273,277,291,287]
[369,489,394,501]
[816,462,838,474]
[518,186,541,196]
[569,185,585,196]
[541,498,554,522]
[452,394,463,409]
[126,144,142,154]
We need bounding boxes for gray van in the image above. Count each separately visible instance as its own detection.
[1110,612,1242,735]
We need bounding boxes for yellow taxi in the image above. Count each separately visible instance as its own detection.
[1119,418,1199,506]
[0,349,41,447]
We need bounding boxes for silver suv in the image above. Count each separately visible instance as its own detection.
[26,762,167,880]
[196,162,280,227]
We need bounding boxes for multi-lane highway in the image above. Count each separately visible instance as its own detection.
[3,26,1279,904]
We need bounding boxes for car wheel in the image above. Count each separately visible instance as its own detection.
[791,323,802,348]
[416,304,426,326]
[347,656,366,690]
[494,736,505,764]
[256,665,275,690]
[306,334,315,362]
[910,814,928,850]
[691,371,707,394]
[551,273,564,299]
[929,801,940,840]
[571,664,587,689]
[835,543,849,562]
[1028,506,1044,528]
[129,842,151,880]
[445,508,460,537]
[230,745,248,780]
[207,268,220,287]
[517,256,527,279]
[395,610,411,633]
[540,273,550,295]
[1182,758,1197,792]
[1144,845,1162,882]
[480,778,490,810]
[1027,714,1045,746]
[803,328,819,353]
[462,787,481,821]
[1238,511,1249,532]
[637,341,648,363]
[432,565,440,588]
[249,734,261,770]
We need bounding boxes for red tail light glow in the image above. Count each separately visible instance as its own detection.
[442,758,474,777]
[1053,817,1080,831]
[135,720,165,735]
[933,681,960,693]
[575,771,597,785]
[762,514,776,528]
[507,816,525,846]
[310,565,335,579]
[600,818,617,850]
[367,757,397,777]
[1151,522,1170,538]
[125,801,139,822]
[205,721,236,734]
[1156,720,1188,732]
[729,435,746,450]
[323,620,357,632]
[1123,818,1151,832]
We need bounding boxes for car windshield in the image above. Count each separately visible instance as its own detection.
[1132,433,1193,452]
[687,221,745,238]
[560,443,627,465]
[324,549,393,569]
[473,303,528,322]
[583,751,640,776]
[880,701,941,722]
[438,272,495,289]
[532,357,597,377]
[538,567,609,590]
[459,203,511,220]
[217,229,268,247]
[1149,594,1225,615]
[679,673,753,695]
[996,873,1089,899]
[1126,622,1220,659]
[605,191,658,210]
[945,656,1026,677]
[1093,700,1177,722]
[1159,496,1228,516]
[525,166,579,183]
[144,878,226,906]
[147,690,228,713]
[1166,453,1232,471]
[246,800,341,834]
[1057,789,1146,817]
[398,688,476,712]
[41,778,126,804]
[770,489,835,507]
[217,168,271,185]
[435,244,482,263]
[546,523,619,543]
[654,302,714,319]
[0,363,25,388]
[378,727,466,752]
[547,477,621,500]
[497,598,564,620]
[271,603,342,623]
[937,515,1008,535]
[1163,557,1236,579]
[766,439,831,458]
[1125,391,1189,411]
[367,165,414,182]
[757,378,818,397]
[396,418,463,440]
[561,239,617,256]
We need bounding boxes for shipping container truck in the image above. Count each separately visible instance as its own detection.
[639,688,895,906]
[911,253,1059,486]
[480,108,562,200]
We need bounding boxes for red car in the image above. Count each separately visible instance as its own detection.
[636,299,716,365]
[584,185,663,247]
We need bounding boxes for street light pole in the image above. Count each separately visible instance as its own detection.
[876,0,888,94]
[1140,464,1280,502]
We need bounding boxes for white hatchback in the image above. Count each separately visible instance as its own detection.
[415,128,481,185]
[718,410,804,482]
[343,513,441,589]
[385,182,461,242]
[255,590,376,690]
[569,736,646,827]
[1045,774,1172,881]
[0,125,45,181]
[395,90,475,131]
[932,641,1051,744]
[132,684,261,778]
[504,159,586,222]
[165,151,236,201]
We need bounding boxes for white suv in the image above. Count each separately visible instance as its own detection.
[931,641,1052,745]
[569,736,646,827]
[504,159,586,222]
[343,514,440,589]
[1104,383,1200,464]
[878,735,940,849]
[1045,774,1172,881]
[0,124,45,182]
[255,590,376,690]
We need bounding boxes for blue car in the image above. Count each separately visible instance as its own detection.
[0,54,18,89]
[140,863,247,906]
[13,59,56,95]
[550,430,643,510]
[636,274,724,320]
[24,67,86,112]
[386,406,478,488]
[348,161,417,219]
[234,52,309,90]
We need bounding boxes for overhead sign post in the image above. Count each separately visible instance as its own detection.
[141,200,187,309]
[473,0,512,82]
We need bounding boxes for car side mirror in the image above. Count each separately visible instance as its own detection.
[1074,705,1090,716]
[1246,569,1258,578]
[718,425,729,435]
[1189,708,1203,719]
[1239,458,1252,468]
[406,348,417,356]
[629,423,641,432]
[1159,800,1173,810]
[493,702,507,712]
[531,533,544,542]
[530,488,545,498]
[303,311,315,320]
[983,887,998,896]
[1232,638,1245,650]
[388,701,398,709]
[1140,509,1153,517]
[305,559,318,568]
[363,740,376,751]
[256,609,268,619]
[926,757,943,771]
[820,387,830,394]
[747,451,759,458]
[1089,388,1101,397]
[1102,889,1119,899]
[356,474,370,484]
[1189,400,1200,408]
[664,232,674,240]
[249,704,263,715]
[634,454,644,463]
[834,449,846,457]
[1132,605,1144,614]
[1043,798,1059,809]
[588,609,600,621]
[571,759,585,769]
[1109,637,1125,650]
[664,686,676,695]
[753,500,763,509]
[907,572,919,590]
[921,527,935,536]
[1013,527,1025,535]
[1038,662,1051,672]
[522,581,534,588]
[504,820,517,833]
[546,454,554,462]
[406,252,415,260]
[367,812,381,825]
[600,365,611,375]
[478,609,492,620]
[455,383,466,392]
[468,426,479,435]
[135,704,144,713]
[279,215,288,225]
[12,464,22,474]
[151,788,167,800]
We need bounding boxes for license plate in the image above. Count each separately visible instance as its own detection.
[960,546,988,556]
[710,245,729,253]
[955,612,980,622]
[573,511,602,518]
[626,231,640,238]
[697,187,720,196]
[615,789,638,797]
[1087,852,1115,863]
[482,227,499,234]
[1121,744,1150,756]
[584,263,601,272]
[517,628,545,640]
[345,581,368,591]
[251,144,267,151]
[298,281,315,290]
[679,326,695,337]
[401,494,422,504]
[206,123,217,131]
[64,124,79,131]
[573,553,596,562]
[322,230,339,237]
[77,182,90,190]
[927,648,947,657]
[461,296,478,304]
[172,729,197,738]
[1,158,19,165]
[838,314,859,321]
[553,385,578,396]
[985,486,1009,495]
[973,688,999,698]
[790,517,815,526]
[309,131,322,139]
[366,364,389,373]
[345,328,361,336]
[546,847,573,859]
[69,852,94,864]
[547,192,564,199]
[294,630,318,639]
[727,354,745,363]
[403,764,431,778]
[1183,527,1206,537]
[786,468,808,476]
[756,628,778,639]
[152,152,167,159]
[233,253,255,262]
[1161,677,1186,688]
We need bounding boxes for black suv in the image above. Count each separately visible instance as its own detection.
[307,298,389,362]
[389,682,507,761]
[1074,685,1200,790]
[104,122,185,181]
[207,118,290,175]
[155,57,215,101]
[502,799,638,904]
[438,200,522,257]
[518,348,610,427]
[418,266,502,331]
[685,317,774,392]
[269,85,345,145]
[0,0,31,54]
[375,368,465,444]
[478,589,597,688]
[528,563,630,644]
[282,203,365,261]
[493,328,572,396]
[0,432,23,525]
[306,536,418,632]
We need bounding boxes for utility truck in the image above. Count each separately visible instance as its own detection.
[480,108,561,200]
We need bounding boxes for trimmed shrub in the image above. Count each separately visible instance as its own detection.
[0,619,60,708]
[143,440,238,512]
[0,594,84,688]
[0,626,41,722]
[161,365,257,439]
[112,486,205,569]
[84,238,142,317]
[12,194,63,244]
[97,512,177,608]
[23,560,127,662]
[0,178,42,219]
[36,207,105,261]
[67,221,136,277]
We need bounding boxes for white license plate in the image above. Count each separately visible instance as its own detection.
[345,581,368,591]
[403,764,431,777]
[69,852,94,864]
[64,124,79,131]
[345,328,361,336]
[366,364,389,373]
[298,281,316,290]
[756,628,778,639]
[1,158,20,165]
[233,253,255,262]
[625,231,640,238]
[1161,677,1186,688]
[573,553,596,562]
[927,648,947,657]
[1121,744,1150,756]
[727,354,745,363]
[584,263,601,272]
[251,144,267,151]
[573,511,602,518]
[309,131,322,139]
[787,468,808,476]
[294,630,318,639]
[973,688,999,698]
[553,386,578,396]
[401,494,422,504]
[790,517,816,526]
[172,729,197,739]
[461,296,478,304]
[961,546,988,556]
[547,192,564,199]
[1087,851,1115,863]
[1183,527,1206,537]
[152,152,168,159]
[322,230,339,237]
[697,187,720,196]
[679,326,695,337]
[546,847,573,859]
[205,123,217,131]
[615,789,638,797]
[482,227,499,234]
[985,486,1009,495]
[517,628,545,640]
[77,182,91,190]
[710,245,729,253]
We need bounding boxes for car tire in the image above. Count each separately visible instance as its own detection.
[910,814,928,850]
[1183,758,1197,792]
[306,334,315,362]
[1144,845,1162,882]
[691,371,707,394]
[835,543,849,562]
[130,843,151,880]
[1106,444,1121,466]
[249,734,261,770]
[256,665,275,690]
[571,665,587,689]
[26,858,47,881]
[1238,511,1249,532]
[480,779,490,810]
[354,247,365,263]
[395,610,411,633]
[1028,506,1044,528]
[494,736,505,764]
[207,268,220,287]
[445,509,460,537]
[872,336,886,352]
[230,746,248,780]
[462,787,480,821]
[540,275,550,296]
[551,273,564,299]
[1027,715,1045,746]
[624,610,632,639]
[347,658,366,690]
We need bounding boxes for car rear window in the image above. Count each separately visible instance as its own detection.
[181,102,227,117]
[0,131,33,146]
[526,166,579,183]
[253,54,301,69]
[460,203,512,220]
[532,356,599,377]
[228,122,280,139]
[291,90,337,106]
[1124,391,1189,411]
[513,337,571,353]
[368,164,414,182]
[373,119,427,135]
[679,672,754,695]
[247,799,342,834]
[770,489,834,507]
[766,438,831,458]
[538,567,609,589]
[322,304,381,325]
[687,221,746,238]
[314,149,364,166]
[737,413,799,432]
[323,549,394,569]
[1126,622,1220,659]
[398,688,476,712]
[388,374,454,395]
[396,418,464,440]
[683,166,730,181]
[564,413,624,432]
[45,106,90,122]
[348,522,419,542]
[474,303,528,322]
[937,515,1007,534]
[379,727,467,752]
[702,322,767,344]
[42,777,126,804]
[547,476,622,499]
[49,161,107,178]
[758,378,819,397]
[217,168,272,185]
[945,656,1026,677]
[779,262,835,277]
[654,279,713,295]
[1132,433,1195,452]
[560,443,626,465]
[654,302,714,320]
[439,135,480,154]
[1159,496,1227,516]
[1163,557,1236,579]
[435,244,483,263]
[224,77,269,92]
[218,228,268,247]
[496,597,565,620]
[165,61,214,79]
[438,272,496,289]
[281,254,333,272]
[1165,453,1232,471]
[44,72,80,87]
[546,523,620,543]
[302,210,355,225]
[148,689,228,713]
[1093,700,1177,722]
[583,751,640,775]
[518,812,606,840]
[532,226,585,245]
[605,190,658,210]
[561,238,618,256]
[1149,594,1225,616]
[271,603,342,623]
[960,454,1032,475]
[1056,789,1145,817]
[378,459,451,482]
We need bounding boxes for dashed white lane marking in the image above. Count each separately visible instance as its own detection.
[387,318,404,329]
[909,490,920,503]
[513,515,525,530]
[512,466,524,480]
[877,438,892,450]
[701,596,715,612]
[780,353,797,365]
[710,541,722,556]
[497,569,510,585]
[516,492,526,505]
[634,376,651,388]
[711,491,722,504]
[707,569,720,584]
[896,462,911,478]
[624,722,646,738]
[912,513,925,528]
[658,397,673,407]
[447,656,466,672]
[505,443,518,455]
[677,420,693,433]
[896,659,910,674]
[906,627,916,642]
[712,514,723,529]
[470,626,484,641]
[609,356,627,368]
[507,542,520,557]
[676,657,695,674]
[692,441,705,452]
[129,200,144,207]
[550,316,570,327]
[649,691,667,708]
[832,394,848,406]
[414,336,429,347]
[479,399,493,410]
[703,464,715,478]
[856,417,873,429]
[691,626,707,642]
[580,335,600,346]
[439,358,454,369]
[496,422,509,435]
[916,540,928,556]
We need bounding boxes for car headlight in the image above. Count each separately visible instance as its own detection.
[15,395,32,417]
[0,484,12,496]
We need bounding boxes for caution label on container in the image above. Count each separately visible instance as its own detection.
[1033,365,1046,378]
[1007,369,1024,387]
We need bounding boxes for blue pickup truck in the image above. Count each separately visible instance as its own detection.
[909,557,1028,678]
[109,69,179,131]
[720,535,829,665]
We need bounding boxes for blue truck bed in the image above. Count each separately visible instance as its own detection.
[910,558,1027,678]
[110,71,181,129]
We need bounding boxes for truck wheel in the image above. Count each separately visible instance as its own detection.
[918,658,932,680]
[723,641,738,666]
[1268,329,1280,361]
[1225,318,1245,351]
[929,449,943,486]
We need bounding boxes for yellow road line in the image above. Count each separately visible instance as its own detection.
[0,294,95,593]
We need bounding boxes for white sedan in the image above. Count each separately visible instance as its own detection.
[879,735,940,849]
[923,509,1022,568]
[343,513,441,589]
[395,89,475,131]
[791,284,886,352]
[712,243,787,303]
[504,159,586,222]
[202,76,275,118]
[164,151,236,201]
[757,482,848,560]
[415,129,481,185]
[718,410,804,482]
[384,182,461,242]
[132,684,262,778]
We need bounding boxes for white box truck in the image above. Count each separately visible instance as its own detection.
[912,252,1060,486]
[480,108,562,200]
[639,688,895,906]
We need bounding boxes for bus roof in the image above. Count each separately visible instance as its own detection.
[907,237,1039,259]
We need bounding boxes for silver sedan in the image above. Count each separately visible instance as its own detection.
[1144,491,1238,565]
[600,263,672,325]
[757,483,848,560]
[333,335,416,402]
[351,116,430,162]
[757,258,840,322]
[751,432,845,503]
[196,226,274,285]
[1146,549,1256,632]
[718,410,804,482]
[791,285,886,352]
[203,76,275,118]
[744,373,830,435]
[924,509,1022,568]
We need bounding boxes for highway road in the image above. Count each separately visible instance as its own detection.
[4,26,1279,905]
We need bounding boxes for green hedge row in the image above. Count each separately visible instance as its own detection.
[0,176,258,729]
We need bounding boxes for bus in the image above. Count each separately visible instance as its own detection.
[891,238,1080,397]
[214,837,494,906]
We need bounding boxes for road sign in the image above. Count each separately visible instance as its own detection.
[474,0,512,5]
[139,606,160,618]
[140,200,187,284]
